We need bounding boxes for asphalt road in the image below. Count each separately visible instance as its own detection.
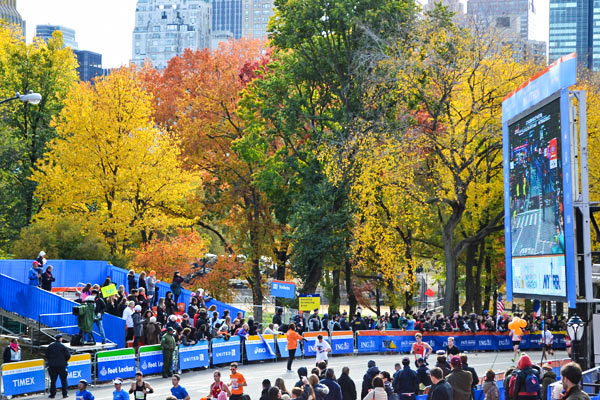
[21,350,569,400]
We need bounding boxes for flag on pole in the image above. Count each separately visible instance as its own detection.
[497,293,504,315]
[533,299,541,317]
[258,333,275,357]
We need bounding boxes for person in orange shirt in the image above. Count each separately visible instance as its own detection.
[227,363,247,400]
[286,322,306,373]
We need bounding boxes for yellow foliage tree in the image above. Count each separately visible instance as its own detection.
[31,67,200,255]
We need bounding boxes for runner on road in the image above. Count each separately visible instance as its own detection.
[315,334,332,366]
[411,333,432,367]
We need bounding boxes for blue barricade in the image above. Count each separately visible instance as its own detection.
[139,345,164,375]
[302,332,329,357]
[212,336,241,365]
[1,359,46,396]
[97,348,136,381]
[59,354,92,387]
[331,331,354,354]
[0,259,110,288]
[180,341,210,369]
[245,334,276,361]
[276,334,289,358]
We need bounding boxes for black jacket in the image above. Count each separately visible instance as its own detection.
[46,341,71,368]
[463,363,479,390]
[41,271,55,291]
[95,297,106,316]
[361,366,380,399]
[417,365,432,387]
[427,380,453,400]
[513,367,541,400]
[127,274,137,292]
[338,373,357,400]
[393,365,419,395]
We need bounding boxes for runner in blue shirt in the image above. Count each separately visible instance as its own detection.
[113,379,130,400]
[76,380,94,400]
[170,375,191,400]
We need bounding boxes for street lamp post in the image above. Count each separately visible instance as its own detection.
[0,91,42,105]
[567,314,585,364]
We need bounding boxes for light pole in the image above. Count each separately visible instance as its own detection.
[0,91,42,105]
[566,314,585,364]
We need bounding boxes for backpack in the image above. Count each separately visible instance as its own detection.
[310,318,320,331]
[521,370,540,396]
[508,373,518,399]
[70,333,83,346]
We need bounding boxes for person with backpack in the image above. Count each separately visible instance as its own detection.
[508,354,541,400]
[308,309,322,331]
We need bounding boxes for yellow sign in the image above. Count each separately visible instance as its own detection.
[298,295,320,311]
[101,284,117,298]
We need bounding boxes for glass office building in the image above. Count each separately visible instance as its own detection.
[36,24,78,49]
[549,0,600,70]
[0,0,25,36]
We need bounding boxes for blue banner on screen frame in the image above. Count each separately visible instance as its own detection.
[331,332,354,354]
[1,359,46,396]
[212,336,241,365]
[271,280,296,299]
[179,341,209,370]
[502,52,577,306]
[97,349,136,381]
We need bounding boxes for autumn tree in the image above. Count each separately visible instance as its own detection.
[31,67,200,255]
[0,26,78,250]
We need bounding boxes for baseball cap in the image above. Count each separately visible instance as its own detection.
[113,378,123,385]
[55,333,63,340]
[450,356,462,366]
[79,379,88,385]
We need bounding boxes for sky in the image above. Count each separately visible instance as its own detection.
[16,0,549,69]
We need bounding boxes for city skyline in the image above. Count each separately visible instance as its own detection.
[16,0,549,69]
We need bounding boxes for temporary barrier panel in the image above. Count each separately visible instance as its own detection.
[302,331,328,357]
[475,334,496,352]
[212,336,240,365]
[179,341,209,370]
[245,334,276,361]
[276,334,289,358]
[331,331,354,354]
[97,348,136,381]
[1,359,46,396]
[139,345,163,375]
[0,259,110,289]
[58,353,92,387]
[356,331,380,353]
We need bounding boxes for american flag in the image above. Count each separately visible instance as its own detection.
[497,293,504,315]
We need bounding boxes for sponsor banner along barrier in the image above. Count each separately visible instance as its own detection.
[331,331,354,354]
[179,341,209,370]
[58,353,92,387]
[245,334,276,361]
[97,348,136,381]
[275,334,289,358]
[212,336,241,365]
[1,359,46,396]
[355,331,567,353]
[302,331,329,357]
[139,345,163,375]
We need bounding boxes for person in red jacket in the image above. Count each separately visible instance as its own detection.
[286,323,306,373]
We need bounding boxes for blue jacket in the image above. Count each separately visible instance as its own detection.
[320,378,342,400]
[28,267,41,286]
[393,366,419,395]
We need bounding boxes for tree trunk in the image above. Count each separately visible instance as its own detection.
[482,254,492,314]
[250,257,263,323]
[492,289,498,318]
[274,239,289,307]
[463,242,477,313]
[442,207,463,315]
[474,241,485,315]
[301,258,322,294]
[375,287,381,317]
[330,268,341,315]
[345,258,357,317]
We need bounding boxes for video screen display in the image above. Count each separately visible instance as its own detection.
[508,97,567,297]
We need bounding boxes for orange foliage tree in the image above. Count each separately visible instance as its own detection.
[132,230,208,282]
[193,255,246,303]
[141,39,283,321]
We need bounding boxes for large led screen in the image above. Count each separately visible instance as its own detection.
[508,97,567,297]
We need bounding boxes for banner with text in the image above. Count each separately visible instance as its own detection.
[59,353,92,387]
[271,280,296,299]
[331,331,354,354]
[212,336,241,365]
[139,345,163,375]
[179,341,209,370]
[298,294,320,311]
[245,334,276,361]
[302,331,329,357]
[97,348,136,381]
[275,334,289,358]
[1,359,46,396]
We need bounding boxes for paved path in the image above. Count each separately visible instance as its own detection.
[24,350,568,400]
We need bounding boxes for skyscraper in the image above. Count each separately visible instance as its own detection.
[467,0,546,63]
[549,0,599,70]
[74,50,103,83]
[0,0,25,36]
[241,0,273,39]
[132,0,212,69]
[213,0,242,40]
[36,24,78,49]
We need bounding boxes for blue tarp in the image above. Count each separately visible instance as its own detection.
[0,259,111,288]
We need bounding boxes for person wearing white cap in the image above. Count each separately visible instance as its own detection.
[36,250,47,266]
[123,302,135,342]
[132,305,144,348]
[76,379,94,400]
[113,379,129,400]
